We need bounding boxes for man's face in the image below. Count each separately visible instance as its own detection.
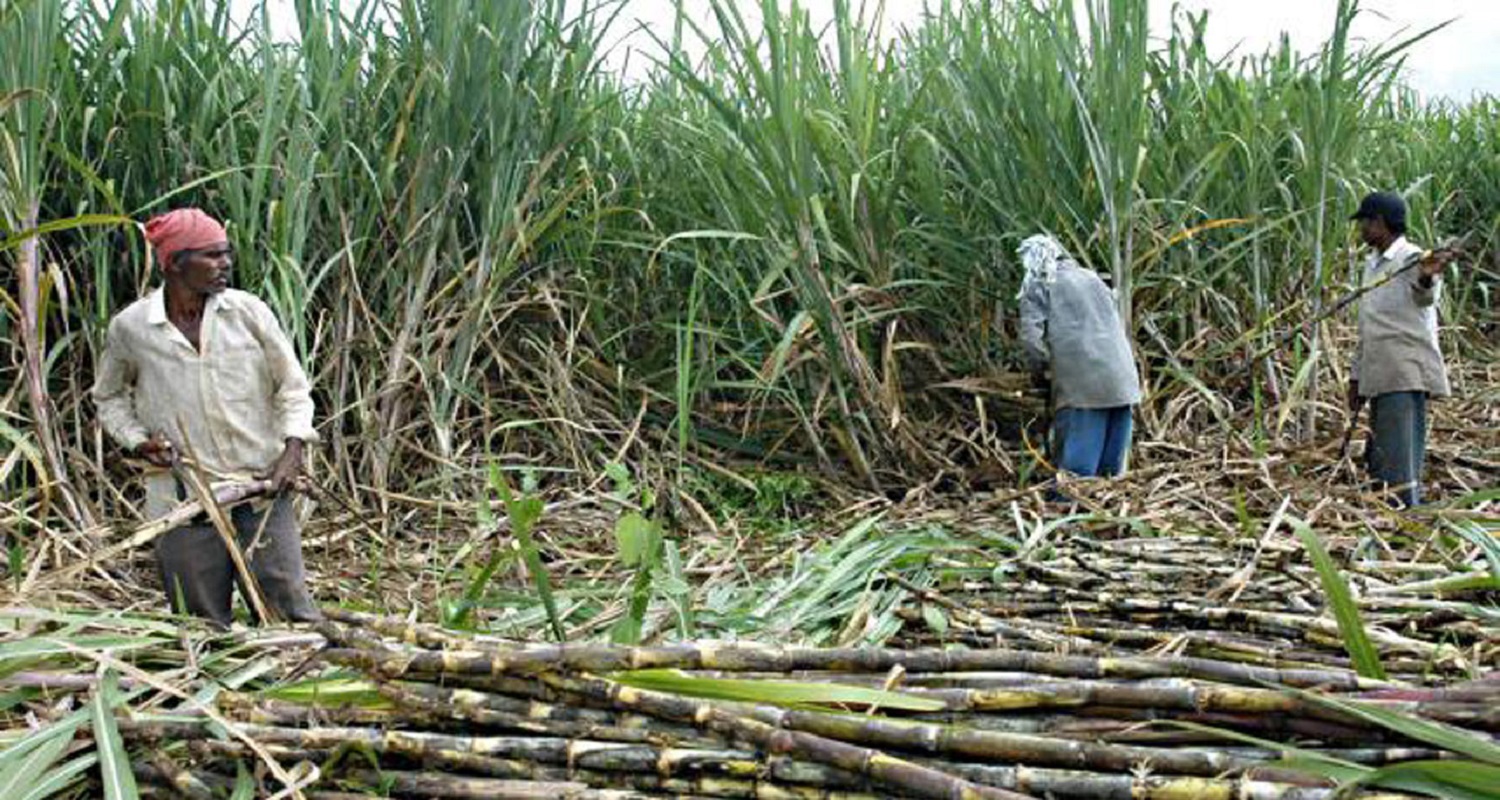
[168,242,234,295]
[1357,216,1389,248]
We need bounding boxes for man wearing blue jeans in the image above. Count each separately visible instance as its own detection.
[1348,192,1452,507]
[1016,235,1141,486]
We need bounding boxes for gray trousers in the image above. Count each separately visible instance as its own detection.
[155,495,321,626]
[1366,391,1428,507]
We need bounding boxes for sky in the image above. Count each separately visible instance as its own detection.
[240,0,1500,100]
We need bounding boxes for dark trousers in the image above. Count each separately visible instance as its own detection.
[155,495,321,626]
[1054,405,1134,478]
[1367,391,1428,507]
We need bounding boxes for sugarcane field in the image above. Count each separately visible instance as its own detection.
[3,0,1500,797]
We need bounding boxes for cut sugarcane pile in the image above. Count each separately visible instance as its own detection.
[82,608,1490,799]
[889,531,1500,682]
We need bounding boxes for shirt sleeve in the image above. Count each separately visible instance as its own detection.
[250,299,319,443]
[1017,277,1050,372]
[92,317,150,451]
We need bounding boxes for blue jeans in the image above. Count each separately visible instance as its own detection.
[1367,391,1427,507]
[1053,406,1134,478]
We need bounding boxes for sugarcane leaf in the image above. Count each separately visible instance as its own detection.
[611,669,945,711]
[18,752,97,800]
[0,610,178,637]
[90,670,138,800]
[1162,720,1368,777]
[229,761,254,800]
[921,603,949,635]
[1287,691,1500,767]
[490,466,564,642]
[1268,756,1371,784]
[1351,760,1500,800]
[1446,520,1500,581]
[260,675,390,708]
[0,636,162,662]
[1293,522,1385,680]
[0,688,40,713]
[0,721,78,798]
[0,214,133,252]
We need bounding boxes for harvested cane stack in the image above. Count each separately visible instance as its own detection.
[114,607,1498,799]
[889,532,1499,681]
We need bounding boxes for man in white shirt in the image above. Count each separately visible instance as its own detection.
[93,208,321,625]
[1348,192,1452,507]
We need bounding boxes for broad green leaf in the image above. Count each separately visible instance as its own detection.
[91,671,138,800]
[612,669,945,712]
[604,462,634,497]
[1354,760,1500,800]
[614,512,658,567]
[1294,523,1385,680]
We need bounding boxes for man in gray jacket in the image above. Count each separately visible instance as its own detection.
[1017,235,1142,481]
[1348,192,1452,507]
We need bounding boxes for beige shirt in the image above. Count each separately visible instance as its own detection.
[1352,236,1449,398]
[93,288,317,518]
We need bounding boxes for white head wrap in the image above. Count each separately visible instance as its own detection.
[1016,234,1068,297]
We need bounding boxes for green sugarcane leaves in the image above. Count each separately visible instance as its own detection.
[1294,522,1386,680]
[0,719,80,800]
[490,466,561,643]
[90,670,138,800]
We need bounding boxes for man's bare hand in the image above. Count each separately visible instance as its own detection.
[263,438,305,493]
[1420,249,1454,278]
[134,433,176,468]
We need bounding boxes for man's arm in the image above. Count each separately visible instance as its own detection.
[1411,249,1449,307]
[251,299,318,444]
[249,300,316,492]
[92,318,150,452]
[1017,277,1050,374]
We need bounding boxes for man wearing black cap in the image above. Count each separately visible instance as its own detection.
[1348,191,1452,506]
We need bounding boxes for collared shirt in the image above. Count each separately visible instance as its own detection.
[92,288,317,518]
[1352,236,1449,398]
[1018,260,1142,410]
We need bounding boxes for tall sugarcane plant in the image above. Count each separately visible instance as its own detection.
[1,0,1496,536]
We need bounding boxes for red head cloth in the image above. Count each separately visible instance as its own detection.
[143,208,228,269]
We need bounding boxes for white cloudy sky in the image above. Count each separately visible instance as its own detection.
[241,0,1500,100]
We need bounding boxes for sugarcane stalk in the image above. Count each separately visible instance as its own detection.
[922,760,1425,800]
[32,479,274,588]
[375,677,724,747]
[190,736,881,798]
[534,675,1040,799]
[335,770,653,800]
[314,619,1386,689]
[324,606,522,649]
[538,670,1279,783]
